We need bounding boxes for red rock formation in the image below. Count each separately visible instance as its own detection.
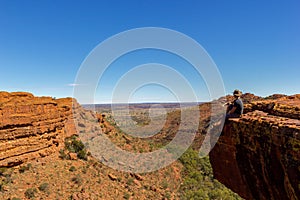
[210,96,300,200]
[0,92,79,167]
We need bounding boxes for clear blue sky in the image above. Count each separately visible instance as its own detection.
[0,0,299,103]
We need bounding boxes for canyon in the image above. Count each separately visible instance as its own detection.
[0,91,299,199]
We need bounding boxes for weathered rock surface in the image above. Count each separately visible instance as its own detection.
[0,92,79,167]
[210,95,300,200]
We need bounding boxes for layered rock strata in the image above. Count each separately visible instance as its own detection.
[210,96,300,200]
[0,92,79,167]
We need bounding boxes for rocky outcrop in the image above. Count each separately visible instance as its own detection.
[0,92,80,167]
[210,95,300,200]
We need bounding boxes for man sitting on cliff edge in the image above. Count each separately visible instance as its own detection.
[226,89,244,119]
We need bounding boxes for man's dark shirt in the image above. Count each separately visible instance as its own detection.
[233,98,243,115]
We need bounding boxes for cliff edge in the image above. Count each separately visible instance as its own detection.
[209,95,300,199]
[0,92,80,167]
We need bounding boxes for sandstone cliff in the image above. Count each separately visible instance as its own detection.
[0,91,79,167]
[210,95,300,200]
[0,92,184,200]
[2,91,299,199]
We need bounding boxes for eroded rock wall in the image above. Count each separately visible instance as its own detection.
[210,96,300,200]
[0,92,78,167]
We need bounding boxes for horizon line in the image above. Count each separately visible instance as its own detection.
[81,101,205,105]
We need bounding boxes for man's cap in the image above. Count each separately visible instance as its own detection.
[233,89,242,97]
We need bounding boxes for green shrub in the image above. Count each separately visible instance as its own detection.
[123,192,130,200]
[64,136,87,160]
[0,167,7,176]
[126,178,134,185]
[65,135,84,153]
[77,149,87,160]
[69,166,76,172]
[179,148,242,200]
[25,188,37,199]
[19,163,31,173]
[0,172,12,192]
[3,173,12,184]
[81,166,87,174]
[161,180,169,189]
[59,149,70,160]
[38,182,49,192]
[164,192,171,200]
[71,175,83,185]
